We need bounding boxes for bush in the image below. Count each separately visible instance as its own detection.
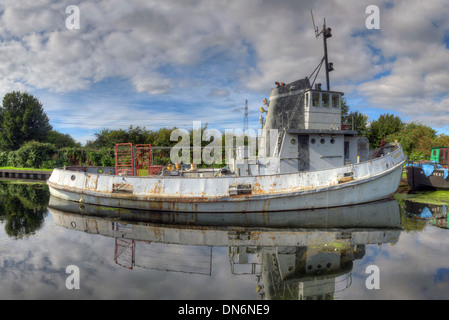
[0,142,117,169]
[5,141,57,169]
[7,151,19,167]
[0,152,8,166]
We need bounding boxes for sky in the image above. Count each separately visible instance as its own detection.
[1,0,449,145]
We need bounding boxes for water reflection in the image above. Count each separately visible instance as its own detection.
[47,196,402,300]
[402,200,449,230]
[0,181,49,238]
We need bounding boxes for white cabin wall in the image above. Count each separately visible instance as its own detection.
[309,134,344,170]
[279,133,300,174]
[304,91,341,130]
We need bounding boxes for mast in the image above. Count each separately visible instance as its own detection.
[322,19,332,91]
[311,11,333,91]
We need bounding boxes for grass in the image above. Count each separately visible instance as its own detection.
[0,179,47,185]
[395,189,449,206]
[395,171,449,206]
[0,166,53,172]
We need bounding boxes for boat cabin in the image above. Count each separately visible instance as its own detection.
[430,147,449,168]
[229,78,369,176]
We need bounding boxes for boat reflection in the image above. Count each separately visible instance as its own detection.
[48,196,402,300]
[402,200,449,230]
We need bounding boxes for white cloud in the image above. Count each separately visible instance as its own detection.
[1,0,449,139]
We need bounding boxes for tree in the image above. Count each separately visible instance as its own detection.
[347,111,369,135]
[85,126,155,149]
[367,113,404,148]
[340,97,350,123]
[0,92,52,150]
[340,98,369,135]
[386,122,437,160]
[46,130,81,148]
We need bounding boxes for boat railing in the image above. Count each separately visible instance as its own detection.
[368,142,400,160]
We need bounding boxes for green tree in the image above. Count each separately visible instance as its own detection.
[0,92,52,150]
[46,130,81,148]
[367,113,404,148]
[433,134,449,149]
[340,97,350,123]
[346,111,369,135]
[341,98,369,135]
[386,122,437,160]
[85,126,154,149]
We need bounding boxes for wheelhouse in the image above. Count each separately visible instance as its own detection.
[430,147,449,168]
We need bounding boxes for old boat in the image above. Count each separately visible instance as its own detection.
[47,20,407,213]
[406,147,449,190]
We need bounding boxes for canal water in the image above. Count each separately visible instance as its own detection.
[0,180,448,300]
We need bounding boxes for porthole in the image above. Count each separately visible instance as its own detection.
[71,175,76,181]
[320,138,325,144]
[311,138,316,144]
[290,138,296,144]
[330,138,335,144]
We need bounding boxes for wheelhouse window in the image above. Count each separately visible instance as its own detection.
[322,93,329,107]
[305,93,309,107]
[332,94,340,108]
[312,92,320,107]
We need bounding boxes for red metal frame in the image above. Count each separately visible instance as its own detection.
[115,143,135,176]
[135,144,152,176]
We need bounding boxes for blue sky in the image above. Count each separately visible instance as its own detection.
[1,0,449,144]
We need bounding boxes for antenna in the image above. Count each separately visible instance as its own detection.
[243,99,248,131]
[310,10,319,37]
[310,10,333,91]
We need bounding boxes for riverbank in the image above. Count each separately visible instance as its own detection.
[0,168,52,181]
[393,176,449,207]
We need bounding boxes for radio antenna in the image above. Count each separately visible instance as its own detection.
[310,10,319,37]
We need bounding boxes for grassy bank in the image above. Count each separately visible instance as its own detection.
[394,177,449,206]
[0,166,53,171]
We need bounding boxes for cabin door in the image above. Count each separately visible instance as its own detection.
[439,148,449,167]
[297,135,310,171]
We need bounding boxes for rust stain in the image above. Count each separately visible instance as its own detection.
[252,182,263,195]
[149,225,164,238]
[251,231,261,241]
[150,180,163,194]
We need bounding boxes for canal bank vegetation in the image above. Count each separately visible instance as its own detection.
[342,98,449,161]
[2,91,449,170]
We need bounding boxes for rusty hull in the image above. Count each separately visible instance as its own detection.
[47,146,406,213]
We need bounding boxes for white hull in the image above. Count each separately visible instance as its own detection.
[47,146,406,213]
